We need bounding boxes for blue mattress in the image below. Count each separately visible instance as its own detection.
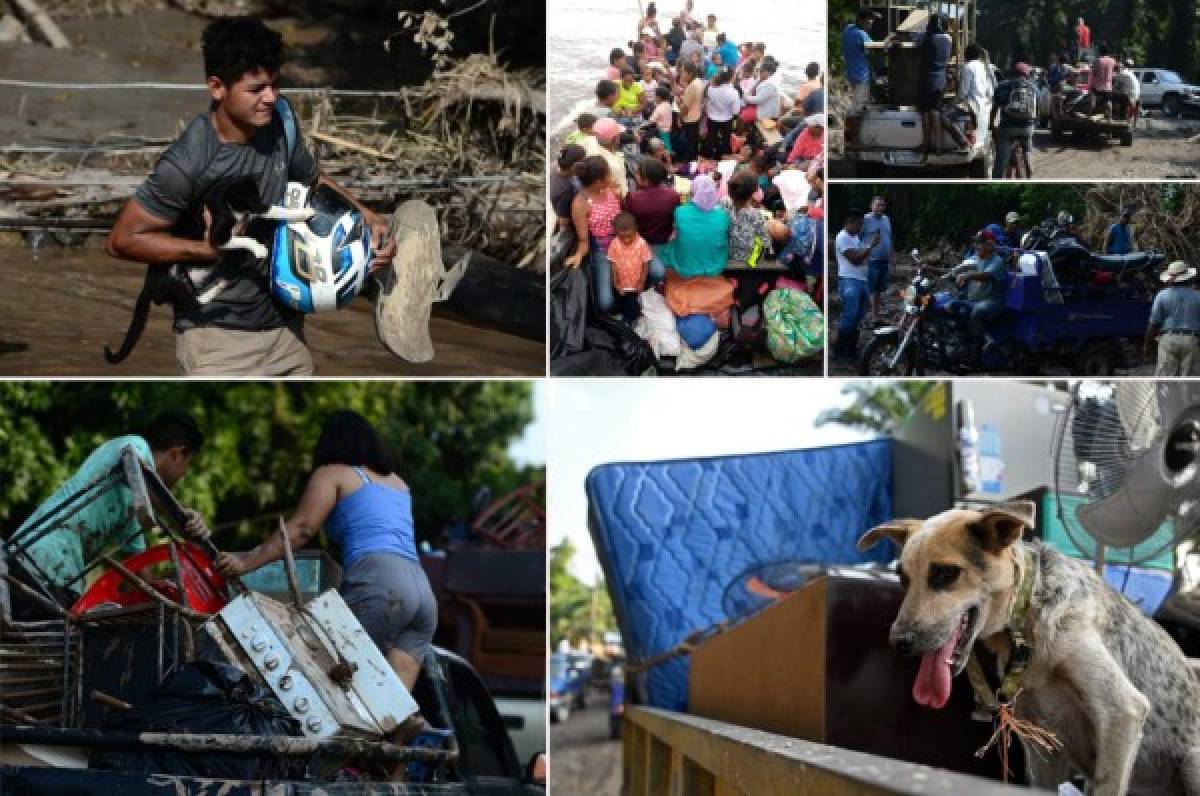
[586,439,894,711]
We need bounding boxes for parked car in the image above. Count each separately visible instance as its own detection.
[1131,68,1200,117]
[548,653,587,723]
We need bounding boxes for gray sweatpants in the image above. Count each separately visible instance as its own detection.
[340,552,437,663]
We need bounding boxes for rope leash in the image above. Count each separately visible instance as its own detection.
[625,619,733,674]
[967,545,1063,781]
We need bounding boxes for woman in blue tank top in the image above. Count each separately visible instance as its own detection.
[215,411,436,690]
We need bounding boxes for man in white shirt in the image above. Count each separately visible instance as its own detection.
[1112,59,1140,120]
[834,211,878,359]
[960,43,993,109]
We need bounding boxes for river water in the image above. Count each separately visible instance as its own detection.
[548,0,826,135]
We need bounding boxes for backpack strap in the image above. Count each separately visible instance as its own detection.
[274,97,298,203]
[275,96,297,162]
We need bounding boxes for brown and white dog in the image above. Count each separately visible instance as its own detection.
[858,501,1200,796]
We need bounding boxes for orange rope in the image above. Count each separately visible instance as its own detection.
[974,689,1063,782]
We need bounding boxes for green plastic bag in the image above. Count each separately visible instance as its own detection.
[764,288,824,363]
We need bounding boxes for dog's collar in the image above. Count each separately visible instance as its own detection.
[966,544,1039,717]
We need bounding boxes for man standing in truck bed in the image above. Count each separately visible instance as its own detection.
[842,10,877,114]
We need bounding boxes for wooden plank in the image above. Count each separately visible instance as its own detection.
[648,735,670,794]
[689,583,828,742]
[9,0,70,49]
[626,706,1038,796]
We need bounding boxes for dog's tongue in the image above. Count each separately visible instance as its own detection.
[912,624,961,710]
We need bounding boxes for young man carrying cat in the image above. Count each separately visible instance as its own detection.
[106,17,395,376]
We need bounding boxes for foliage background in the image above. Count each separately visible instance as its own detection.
[829,0,1199,80]
[831,183,1196,259]
[0,382,539,554]
[830,183,1087,247]
[550,538,614,648]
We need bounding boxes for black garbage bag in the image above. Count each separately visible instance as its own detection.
[551,349,627,376]
[91,661,309,780]
[583,315,656,376]
[550,267,588,359]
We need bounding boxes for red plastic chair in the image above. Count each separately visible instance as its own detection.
[70,542,229,617]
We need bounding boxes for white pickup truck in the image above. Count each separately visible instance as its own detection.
[847,94,994,177]
[1130,68,1200,117]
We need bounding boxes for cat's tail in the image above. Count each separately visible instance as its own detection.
[104,288,152,364]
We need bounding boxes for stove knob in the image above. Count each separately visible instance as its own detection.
[294,697,310,714]
[306,716,323,733]
[264,655,280,671]
[279,675,294,691]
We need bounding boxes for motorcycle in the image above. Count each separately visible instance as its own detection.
[858,250,1025,376]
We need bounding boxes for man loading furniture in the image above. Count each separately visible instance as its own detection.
[6,412,208,614]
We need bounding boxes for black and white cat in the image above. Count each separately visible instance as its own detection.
[104,176,312,364]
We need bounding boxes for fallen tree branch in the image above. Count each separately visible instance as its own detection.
[9,0,70,49]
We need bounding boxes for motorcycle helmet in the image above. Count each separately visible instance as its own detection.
[270,182,371,313]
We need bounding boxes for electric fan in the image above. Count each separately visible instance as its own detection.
[1052,380,1200,567]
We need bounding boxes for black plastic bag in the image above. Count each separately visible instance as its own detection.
[584,315,656,376]
[551,349,627,376]
[92,661,308,780]
[547,226,575,273]
[550,267,588,359]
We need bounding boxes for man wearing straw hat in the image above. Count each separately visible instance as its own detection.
[1144,261,1200,376]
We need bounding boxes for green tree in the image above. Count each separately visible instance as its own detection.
[0,382,539,555]
[830,183,1087,249]
[816,381,940,434]
[550,538,616,648]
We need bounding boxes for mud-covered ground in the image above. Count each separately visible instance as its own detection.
[1030,114,1200,179]
[828,111,1200,180]
[0,7,545,376]
[550,688,620,796]
[0,240,542,376]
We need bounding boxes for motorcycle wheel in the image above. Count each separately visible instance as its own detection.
[1071,341,1118,377]
[858,335,918,376]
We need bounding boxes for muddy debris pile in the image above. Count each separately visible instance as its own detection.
[0,51,545,270]
[1078,183,1200,268]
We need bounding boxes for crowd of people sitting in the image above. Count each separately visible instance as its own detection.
[549,1,826,375]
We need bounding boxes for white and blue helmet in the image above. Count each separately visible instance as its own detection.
[271,182,371,313]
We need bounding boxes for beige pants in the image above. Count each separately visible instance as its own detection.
[175,323,314,377]
[1156,333,1200,378]
[849,81,870,113]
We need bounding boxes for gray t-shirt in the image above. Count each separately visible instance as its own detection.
[861,213,892,262]
[1151,286,1200,332]
[133,99,320,332]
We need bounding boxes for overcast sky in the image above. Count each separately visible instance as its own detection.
[548,380,874,585]
[507,381,546,467]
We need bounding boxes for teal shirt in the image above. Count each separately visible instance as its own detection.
[18,436,154,594]
[661,202,731,277]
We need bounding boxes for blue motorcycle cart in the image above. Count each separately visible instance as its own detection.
[859,244,1163,376]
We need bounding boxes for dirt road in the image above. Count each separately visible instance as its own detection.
[828,113,1200,179]
[0,242,543,377]
[550,691,621,796]
[1032,115,1200,179]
